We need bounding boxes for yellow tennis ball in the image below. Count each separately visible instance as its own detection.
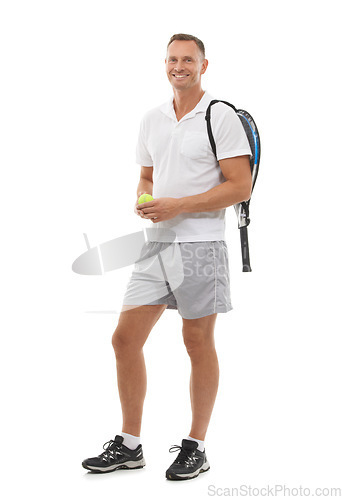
[138,194,154,204]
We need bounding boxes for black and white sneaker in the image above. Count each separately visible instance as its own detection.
[82,435,146,473]
[165,439,210,480]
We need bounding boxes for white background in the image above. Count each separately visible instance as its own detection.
[1,0,341,498]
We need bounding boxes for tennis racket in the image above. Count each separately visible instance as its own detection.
[205,100,261,272]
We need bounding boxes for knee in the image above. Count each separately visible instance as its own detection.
[182,328,214,359]
[112,328,136,357]
[111,329,121,354]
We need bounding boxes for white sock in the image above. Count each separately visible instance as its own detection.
[120,432,141,450]
[186,435,205,452]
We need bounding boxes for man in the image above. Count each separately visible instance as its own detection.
[82,33,252,480]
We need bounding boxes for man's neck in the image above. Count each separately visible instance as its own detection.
[172,88,205,121]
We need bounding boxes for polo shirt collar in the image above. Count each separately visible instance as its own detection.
[160,90,213,121]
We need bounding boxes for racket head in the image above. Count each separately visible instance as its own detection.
[236,109,261,193]
[205,100,261,229]
[234,109,261,228]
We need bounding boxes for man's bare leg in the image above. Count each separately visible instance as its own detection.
[182,313,219,441]
[112,304,167,437]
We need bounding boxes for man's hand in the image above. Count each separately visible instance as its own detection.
[135,197,182,223]
[134,197,149,219]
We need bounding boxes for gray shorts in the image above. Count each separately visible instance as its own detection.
[122,240,232,320]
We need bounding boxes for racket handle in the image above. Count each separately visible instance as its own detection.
[240,226,252,272]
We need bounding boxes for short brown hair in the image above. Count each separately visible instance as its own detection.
[167,33,205,59]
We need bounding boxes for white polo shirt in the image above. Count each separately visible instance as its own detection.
[136,91,252,242]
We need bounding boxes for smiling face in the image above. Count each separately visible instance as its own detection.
[165,40,208,92]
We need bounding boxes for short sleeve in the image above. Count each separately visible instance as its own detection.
[136,116,153,166]
[211,103,252,161]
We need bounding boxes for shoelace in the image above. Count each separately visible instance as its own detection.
[100,440,121,462]
[169,444,194,464]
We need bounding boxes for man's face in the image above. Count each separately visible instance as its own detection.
[165,40,208,91]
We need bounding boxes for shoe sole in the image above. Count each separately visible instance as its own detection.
[166,461,210,480]
[82,458,146,473]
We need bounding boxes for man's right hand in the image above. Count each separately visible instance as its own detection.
[134,198,148,219]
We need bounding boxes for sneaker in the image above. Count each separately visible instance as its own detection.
[165,438,210,480]
[82,435,146,473]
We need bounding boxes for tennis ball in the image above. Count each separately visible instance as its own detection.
[138,194,154,204]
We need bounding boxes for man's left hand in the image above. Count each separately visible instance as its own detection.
[137,197,182,223]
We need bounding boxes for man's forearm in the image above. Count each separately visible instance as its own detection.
[137,179,153,197]
[179,181,250,214]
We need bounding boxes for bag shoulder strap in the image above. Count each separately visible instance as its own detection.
[205,100,237,158]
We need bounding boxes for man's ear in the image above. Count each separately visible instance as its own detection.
[201,59,209,75]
